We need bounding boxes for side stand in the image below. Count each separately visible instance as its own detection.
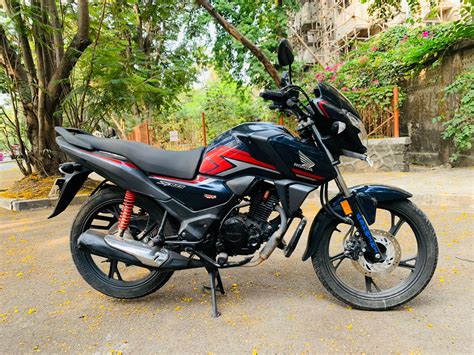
[205,268,225,317]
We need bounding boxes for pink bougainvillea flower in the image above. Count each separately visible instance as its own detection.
[422,31,429,38]
[315,73,326,80]
[371,46,378,51]
[325,66,331,71]
[341,87,348,91]
[359,56,368,64]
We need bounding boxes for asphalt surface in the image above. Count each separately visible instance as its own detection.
[0,162,22,191]
[0,161,16,171]
[0,201,472,353]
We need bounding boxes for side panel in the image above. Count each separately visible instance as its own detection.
[149,175,234,210]
[301,184,413,261]
[57,137,171,201]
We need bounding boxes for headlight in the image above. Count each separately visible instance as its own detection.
[346,112,368,149]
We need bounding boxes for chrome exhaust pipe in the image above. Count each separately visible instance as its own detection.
[77,230,203,270]
[104,234,169,268]
[78,230,150,267]
[244,205,288,267]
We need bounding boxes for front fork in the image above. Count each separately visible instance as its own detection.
[309,121,382,259]
[334,166,382,260]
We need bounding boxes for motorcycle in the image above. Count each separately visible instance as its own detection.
[50,39,438,317]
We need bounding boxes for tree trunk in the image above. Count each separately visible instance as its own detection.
[196,0,281,87]
[0,0,91,176]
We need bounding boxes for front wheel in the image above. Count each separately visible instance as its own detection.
[312,200,438,310]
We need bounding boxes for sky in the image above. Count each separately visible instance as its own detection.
[0,94,8,108]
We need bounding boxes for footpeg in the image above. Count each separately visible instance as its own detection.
[216,252,228,266]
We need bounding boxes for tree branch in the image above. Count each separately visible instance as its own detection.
[1,0,38,93]
[48,0,64,65]
[47,0,91,104]
[196,0,281,87]
[0,26,32,103]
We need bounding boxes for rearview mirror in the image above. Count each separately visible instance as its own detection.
[277,39,294,67]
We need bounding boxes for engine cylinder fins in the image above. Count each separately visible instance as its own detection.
[248,188,279,222]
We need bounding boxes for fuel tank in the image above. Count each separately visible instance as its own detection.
[199,123,337,184]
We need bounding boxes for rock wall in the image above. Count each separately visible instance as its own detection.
[340,137,411,172]
[400,40,474,166]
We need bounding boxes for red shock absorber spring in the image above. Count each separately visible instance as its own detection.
[118,190,136,232]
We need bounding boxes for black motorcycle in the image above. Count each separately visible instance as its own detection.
[50,39,438,317]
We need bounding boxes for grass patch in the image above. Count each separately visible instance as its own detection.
[0,174,99,200]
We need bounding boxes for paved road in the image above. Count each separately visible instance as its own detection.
[0,161,15,171]
[0,162,22,191]
[0,201,472,353]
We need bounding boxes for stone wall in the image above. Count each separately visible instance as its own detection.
[400,40,474,166]
[340,137,411,172]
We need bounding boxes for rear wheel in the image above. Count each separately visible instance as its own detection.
[70,188,175,299]
[312,200,438,310]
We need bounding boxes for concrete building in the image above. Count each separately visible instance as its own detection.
[290,0,463,66]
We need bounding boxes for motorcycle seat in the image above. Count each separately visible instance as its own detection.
[74,134,204,180]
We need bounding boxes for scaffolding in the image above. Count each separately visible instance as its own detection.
[290,0,462,67]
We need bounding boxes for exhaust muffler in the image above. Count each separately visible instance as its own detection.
[77,230,203,270]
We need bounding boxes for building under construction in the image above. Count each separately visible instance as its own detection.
[290,0,463,67]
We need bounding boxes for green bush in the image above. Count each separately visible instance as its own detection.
[433,68,474,162]
[311,22,472,111]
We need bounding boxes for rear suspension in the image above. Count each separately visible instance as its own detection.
[118,190,136,235]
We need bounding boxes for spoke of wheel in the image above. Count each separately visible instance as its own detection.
[330,252,346,270]
[108,260,123,281]
[399,255,417,270]
[389,212,405,236]
[90,224,110,230]
[106,205,121,219]
[94,215,115,222]
[365,276,382,293]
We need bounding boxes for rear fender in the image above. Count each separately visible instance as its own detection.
[48,163,91,218]
[301,184,412,261]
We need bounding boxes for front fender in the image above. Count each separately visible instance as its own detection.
[301,184,412,261]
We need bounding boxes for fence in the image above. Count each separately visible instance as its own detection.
[359,86,400,138]
[127,87,400,148]
[127,121,151,145]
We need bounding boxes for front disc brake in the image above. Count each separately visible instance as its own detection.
[352,229,401,276]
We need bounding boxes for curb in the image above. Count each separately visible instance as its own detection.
[0,194,90,212]
[311,189,473,210]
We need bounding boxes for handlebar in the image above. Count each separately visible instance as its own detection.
[260,90,287,101]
